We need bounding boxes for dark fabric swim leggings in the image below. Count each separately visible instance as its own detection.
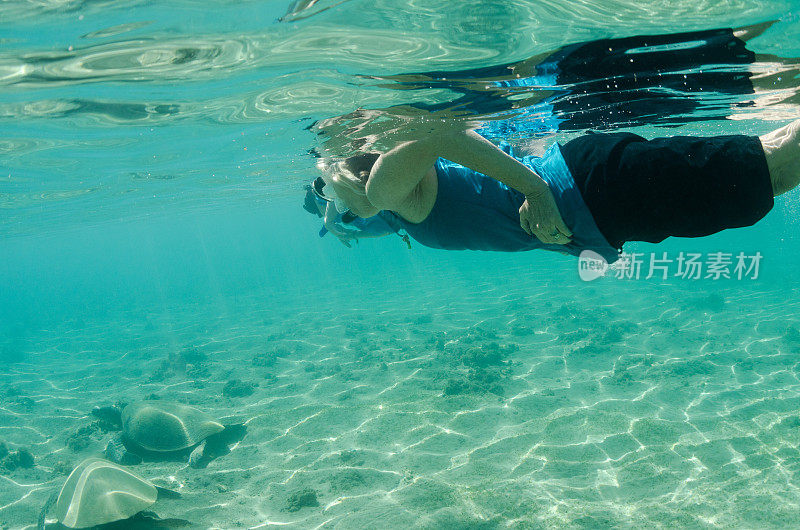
[559,132,774,249]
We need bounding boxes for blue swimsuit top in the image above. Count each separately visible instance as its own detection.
[392,142,619,263]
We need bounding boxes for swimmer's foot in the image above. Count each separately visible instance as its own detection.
[761,119,800,196]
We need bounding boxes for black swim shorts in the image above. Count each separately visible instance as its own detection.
[559,131,774,249]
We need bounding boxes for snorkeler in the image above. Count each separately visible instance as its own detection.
[306,118,798,262]
[302,166,401,247]
[304,25,800,259]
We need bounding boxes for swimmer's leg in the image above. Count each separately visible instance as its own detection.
[761,119,800,196]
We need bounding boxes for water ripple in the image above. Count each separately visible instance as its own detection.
[4,37,252,86]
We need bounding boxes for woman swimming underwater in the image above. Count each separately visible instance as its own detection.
[303,27,800,260]
[305,120,798,263]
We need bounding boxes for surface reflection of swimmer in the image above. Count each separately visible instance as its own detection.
[372,23,798,134]
[280,0,351,22]
[280,0,319,21]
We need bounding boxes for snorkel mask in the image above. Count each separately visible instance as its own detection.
[314,160,351,215]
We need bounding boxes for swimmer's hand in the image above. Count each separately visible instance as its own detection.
[323,202,360,247]
[331,226,359,248]
[519,185,573,245]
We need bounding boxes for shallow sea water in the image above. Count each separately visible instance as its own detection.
[3,0,800,528]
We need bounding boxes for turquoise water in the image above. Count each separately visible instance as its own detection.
[3,0,800,528]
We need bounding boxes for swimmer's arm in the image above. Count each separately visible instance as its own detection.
[323,202,357,237]
[322,202,361,247]
[366,129,572,243]
[442,130,551,196]
[368,130,546,201]
[323,202,341,234]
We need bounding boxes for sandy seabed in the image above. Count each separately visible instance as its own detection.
[2,264,800,529]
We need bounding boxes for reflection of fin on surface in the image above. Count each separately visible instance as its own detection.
[733,19,779,42]
[280,0,320,21]
[279,0,353,22]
